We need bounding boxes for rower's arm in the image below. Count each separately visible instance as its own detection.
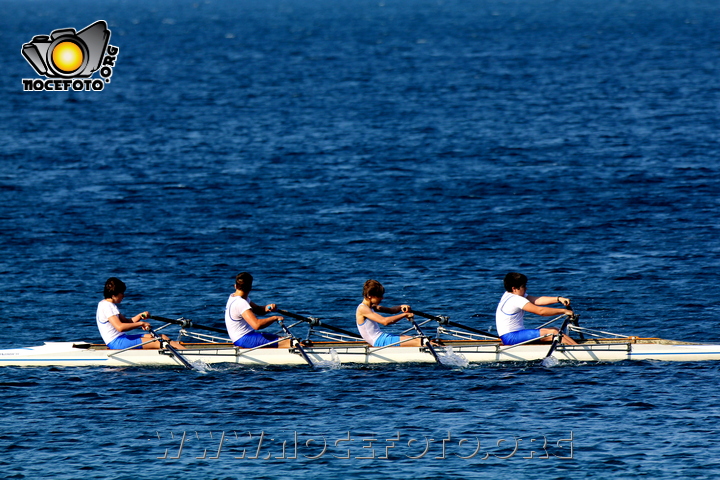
[528,296,570,307]
[107,314,150,333]
[250,301,275,315]
[358,305,408,326]
[522,302,572,317]
[242,309,282,330]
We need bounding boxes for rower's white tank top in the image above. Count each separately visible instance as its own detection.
[96,300,123,344]
[356,303,383,346]
[225,295,254,342]
[495,291,530,336]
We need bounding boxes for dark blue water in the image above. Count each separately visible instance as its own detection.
[1,0,720,478]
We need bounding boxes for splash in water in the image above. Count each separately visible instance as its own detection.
[541,355,559,368]
[438,346,469,368]
[313,348,342,369]
[190,360,213,373]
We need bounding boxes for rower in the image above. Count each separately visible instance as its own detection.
[225,272,291,349]
[96,277,185,350]
[356,279,423,347]
[495,272,578,346]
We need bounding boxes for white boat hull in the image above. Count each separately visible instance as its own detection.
[1,338,720,367]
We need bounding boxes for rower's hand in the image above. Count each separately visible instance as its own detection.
[139,321,151,331]
[400,304,412,313]
[265,304,277,313]
[563,309,574,316]
[558,297,571,307]
[274,315,284,323]
[405,312,414,321]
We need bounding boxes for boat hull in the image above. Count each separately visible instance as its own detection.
[1,338,720,367]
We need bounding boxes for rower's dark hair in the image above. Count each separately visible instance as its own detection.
[235,272,253,292]
[363,279,385,298]
[104,277,126,298]
[504,272,527,292]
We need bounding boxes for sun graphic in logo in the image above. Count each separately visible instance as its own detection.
[51,41,84,73]
[21,20,120,91]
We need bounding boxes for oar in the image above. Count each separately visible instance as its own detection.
[147,328,196,370]
[542,313,576,365]
[413,310,499,339]
[150,315,227,334]
[406,315,444,365]
[276,309,362,340]
[275,320,315,368]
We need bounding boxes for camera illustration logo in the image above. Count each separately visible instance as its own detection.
[21,20,119,91]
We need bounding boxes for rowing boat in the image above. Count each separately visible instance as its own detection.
[2,313,719,367]
[1,337,719,367]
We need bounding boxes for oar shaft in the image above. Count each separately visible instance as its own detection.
[148,329,194,370]
[413,311,498,339]
[150,315,227,334]
[407,317,443,365]
[276,309,361,339]
[277,322,315,368]
[545,315,575,359]
[413,310,443,322]
[446,320,497,339]
[315,323,362,339]
[166,343,194,370]
[276,309,312,322]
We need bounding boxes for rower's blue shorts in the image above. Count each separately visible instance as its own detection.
[500,329,541,346]
[233,331,280,349]
[107,334,145,350]
[374,333,401,347]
